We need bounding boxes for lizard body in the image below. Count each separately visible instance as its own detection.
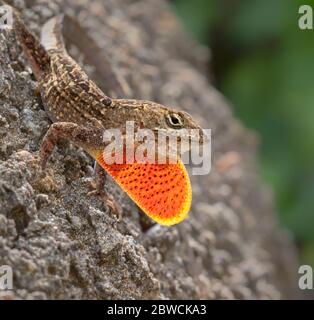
[10,9,205,226]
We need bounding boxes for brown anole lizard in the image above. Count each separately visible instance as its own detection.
[9,7,206,226]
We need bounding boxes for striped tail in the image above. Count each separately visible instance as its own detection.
[11,7,50,79]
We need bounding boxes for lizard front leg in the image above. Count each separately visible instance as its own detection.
[89,163,123,220]
[40,122,122,217]
[40,122,109,169]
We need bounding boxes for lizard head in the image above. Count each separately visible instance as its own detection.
[112,99,208,163]
[138,104,208,162]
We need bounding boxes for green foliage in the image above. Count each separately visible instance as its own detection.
[173,0,314,261]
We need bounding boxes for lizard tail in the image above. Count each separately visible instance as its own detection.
[40,15,66,53]
[11,7,51,80]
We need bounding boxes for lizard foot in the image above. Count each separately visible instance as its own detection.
[88,162,123,220]
[87,188,123,221]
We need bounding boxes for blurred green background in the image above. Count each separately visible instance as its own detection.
[172,0,314,264]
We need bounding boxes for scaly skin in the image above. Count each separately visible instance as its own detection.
[10,8,205,225]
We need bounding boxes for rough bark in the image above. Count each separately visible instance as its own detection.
[0,0,299,299]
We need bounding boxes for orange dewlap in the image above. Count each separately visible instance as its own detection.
[93,151,192,226]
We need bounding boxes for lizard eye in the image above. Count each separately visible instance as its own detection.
[166,113,184,128]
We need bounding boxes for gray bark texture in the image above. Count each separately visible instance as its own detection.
[0,0,300,299]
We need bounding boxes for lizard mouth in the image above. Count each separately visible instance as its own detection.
[131,129,210,164]
[155,128,208,145]
[149,128,209,164]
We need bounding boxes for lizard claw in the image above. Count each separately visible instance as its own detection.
[104,193,123,221]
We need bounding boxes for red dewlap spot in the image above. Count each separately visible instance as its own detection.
[96,155,192,225]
